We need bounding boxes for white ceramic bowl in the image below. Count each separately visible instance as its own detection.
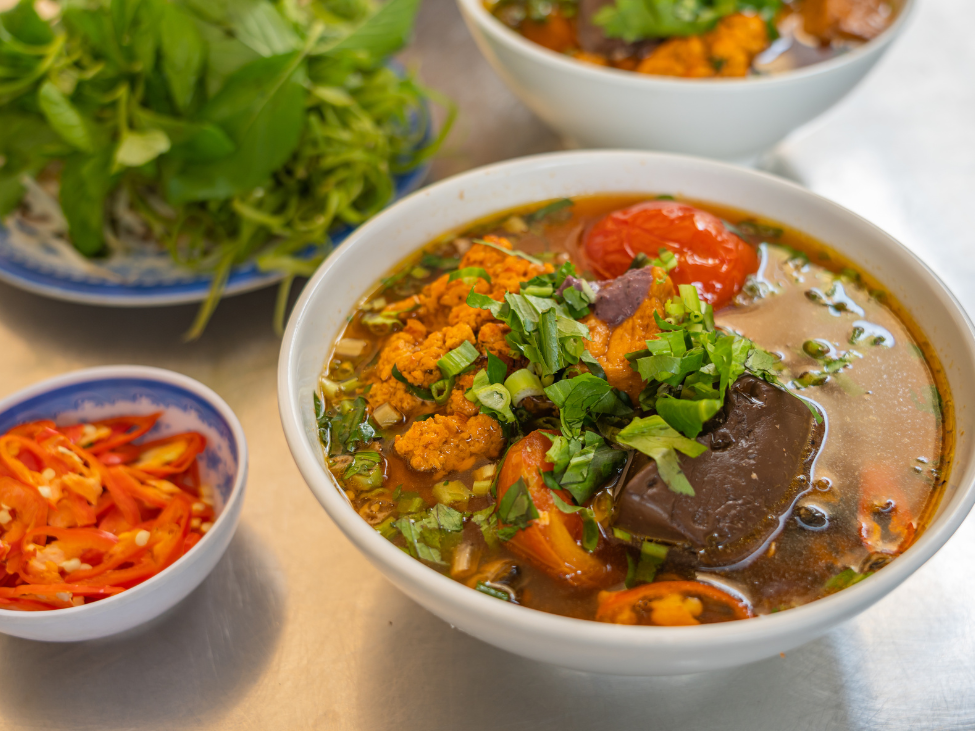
[457,0,916,162]
[278,150,975,675]
[0,366,248,642]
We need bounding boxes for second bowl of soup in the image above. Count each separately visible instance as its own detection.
[458,0,916,161]
[279,150,975,674]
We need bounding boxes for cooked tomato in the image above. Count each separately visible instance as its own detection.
[584,200,759,309]
[596,581,753,626]
[858,464,917,556]
[496,431,624,589]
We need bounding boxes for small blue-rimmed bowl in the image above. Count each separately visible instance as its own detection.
[0,366,248,642]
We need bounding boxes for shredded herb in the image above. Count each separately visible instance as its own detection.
[496,477,539,540]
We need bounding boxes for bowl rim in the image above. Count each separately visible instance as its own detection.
[279,149,975,650]
[457,0,918,89]
[0,364,249,621]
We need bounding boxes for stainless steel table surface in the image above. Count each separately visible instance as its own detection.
[1,1,973,729]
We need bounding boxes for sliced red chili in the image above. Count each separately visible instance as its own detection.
[86,414,161,455]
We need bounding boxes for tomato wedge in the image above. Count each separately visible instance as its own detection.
[496,431,624,589]
[596,581,753,626]
[584,201,759,309]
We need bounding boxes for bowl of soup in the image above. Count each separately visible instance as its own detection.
[456,0,916,161]
[278,150,975,675]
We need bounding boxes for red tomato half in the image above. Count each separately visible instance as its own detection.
[584,201,759,310]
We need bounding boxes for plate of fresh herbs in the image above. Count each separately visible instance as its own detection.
[0,0,451,337]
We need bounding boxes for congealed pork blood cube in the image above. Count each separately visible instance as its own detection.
[614,375,826,567]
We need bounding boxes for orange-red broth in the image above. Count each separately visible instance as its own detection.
[317,195,952,623]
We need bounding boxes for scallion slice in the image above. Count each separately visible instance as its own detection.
[503,368,544,405]
[437,341,479,378]
[448,267,492,284]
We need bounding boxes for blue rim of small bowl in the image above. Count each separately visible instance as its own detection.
[0,365,248,619]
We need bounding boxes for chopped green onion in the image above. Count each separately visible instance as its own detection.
[503,368,544,405]
[448,267,492,284]
[430,377,455,405]
[475,582,512,601]
[437,341,480,378]
[432,480,472,507]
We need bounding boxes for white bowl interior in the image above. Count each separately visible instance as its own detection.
[0,366,249,642]
[280,151,975,674]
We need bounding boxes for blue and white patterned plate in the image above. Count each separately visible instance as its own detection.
[0,163,429,307]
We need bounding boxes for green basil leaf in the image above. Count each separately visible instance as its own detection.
[328,0,422,58]
[37,81,93,153]
[160,2,206,113]
[113,128,171,170]
[226,0,300,57]
[59,151,114,256]
[167,52,307,203]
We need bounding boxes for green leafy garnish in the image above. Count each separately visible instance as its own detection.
[550,491,600,552]
[0,0,453,339]
[343,450,382,479]
[525,198,574,224]
[594,0,782,42]
[625,541,669,588]
[544,373,631,437]
[475,582,512,601]
[325,395,375,455]
[496,477,539,540]
[391,364,434,401]
[824,568,873,594]
[545,431,628,505]
[615,415,706,496]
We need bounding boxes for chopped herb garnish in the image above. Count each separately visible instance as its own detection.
[525,198,574,224]
[615,415,706,496]
[496,477,539,540]
[475,582,512,601]
[325,396,376,456]
[437,341,480,378]
[391,364,435,401]
[448,267,492,284]
[472,238,544,266]
[824,568,873,594]
[544,430,628,505]
[466,369,517,423]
